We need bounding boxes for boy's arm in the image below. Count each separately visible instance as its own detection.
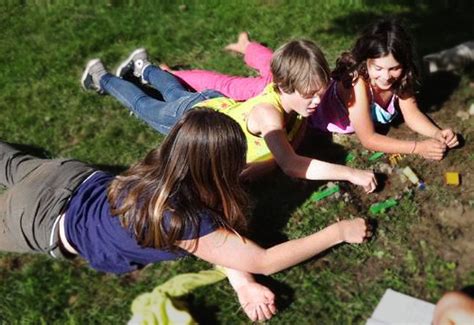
[252,104,377,192]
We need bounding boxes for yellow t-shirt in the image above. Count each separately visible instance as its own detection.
[195,83,303,163]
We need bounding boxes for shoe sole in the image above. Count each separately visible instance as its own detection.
[81,58,101,91]
[116,48,146,78]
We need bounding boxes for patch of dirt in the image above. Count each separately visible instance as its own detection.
[417,200,474,275]
[329,74,474,281]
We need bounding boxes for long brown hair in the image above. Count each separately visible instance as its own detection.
[107,108,249,250]
[332,19,419,98]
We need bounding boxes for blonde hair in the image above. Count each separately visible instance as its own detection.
[271,40,330,96]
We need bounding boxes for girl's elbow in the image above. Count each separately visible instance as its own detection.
[359,136,378,151]
[281,165,299,178]
[361,141,375,151]
[279,158,305,178]
[247,254,276,275]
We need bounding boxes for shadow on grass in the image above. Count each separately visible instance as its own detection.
[4,142,128,175]
[246,128,350,247]
[187,299,220,325]
[256,274,295,311]
[461,285,474,298]
[417,71,461,113]
[4,142,53,159]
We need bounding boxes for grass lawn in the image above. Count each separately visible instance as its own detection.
[0,1,473,323]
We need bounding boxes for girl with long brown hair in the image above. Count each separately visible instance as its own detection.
[0,109,370,321]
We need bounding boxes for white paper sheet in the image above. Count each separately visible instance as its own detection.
[366,289,435,325]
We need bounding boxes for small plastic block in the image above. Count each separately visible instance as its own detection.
[311,185,340,202]
[402,167,420,185]
[369,198,398,214]
[445,172,460,186]
[388,154,403,166]
[345,152,356,163]
[368,152,384,161]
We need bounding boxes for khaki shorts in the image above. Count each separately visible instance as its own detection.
[0,142,94,258]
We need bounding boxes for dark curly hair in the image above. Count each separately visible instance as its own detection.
[332,19,419,98]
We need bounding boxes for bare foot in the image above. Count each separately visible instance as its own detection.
[159,63,173,72]
[224,32,250,54]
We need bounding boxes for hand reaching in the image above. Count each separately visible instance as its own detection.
[337,218,371,244]
[235,282,277,322]
[414,138,447,160]
[434,129,459,148]
[349,169,378,193]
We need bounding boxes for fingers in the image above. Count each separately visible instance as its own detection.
[349,218,367,243]
[426,152,444,161]
[268,302,278,315]
[365,184,375,193]
[244,305,257,322]
[260,303,275,320]
[439,129,459,147]
[421,139,447,160]
[264,289,276,303]
[446,136,459,148]
[364,173,378,193]
[244,303,276,322]
[426,148,445,160]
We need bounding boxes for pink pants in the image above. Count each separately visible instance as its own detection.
[172,42,273,101]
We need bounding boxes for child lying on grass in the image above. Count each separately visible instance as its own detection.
[0,109,372,322]
[165,20,459,160]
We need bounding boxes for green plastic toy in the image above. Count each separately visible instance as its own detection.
[311,185,340,202]
[369,198,398,214]
[345,152,356,163]
[368,152,384,161]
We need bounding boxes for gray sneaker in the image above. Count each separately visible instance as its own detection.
[81,59,107,93]
[116,48,150,84]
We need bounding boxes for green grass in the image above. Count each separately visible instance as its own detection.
[1,1,473,324]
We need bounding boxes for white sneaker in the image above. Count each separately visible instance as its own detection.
[116,48,150,84]
[81,59,107,93]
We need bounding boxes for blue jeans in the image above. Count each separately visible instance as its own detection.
[100,66,223,135]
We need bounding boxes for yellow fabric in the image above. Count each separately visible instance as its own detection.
[129,269,226,325]
[197,83,303,163]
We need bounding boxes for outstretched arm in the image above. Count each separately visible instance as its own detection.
[179,218,369,275]
[348,79,448,160]
[399,96,459,148]
[252,104,377,192]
